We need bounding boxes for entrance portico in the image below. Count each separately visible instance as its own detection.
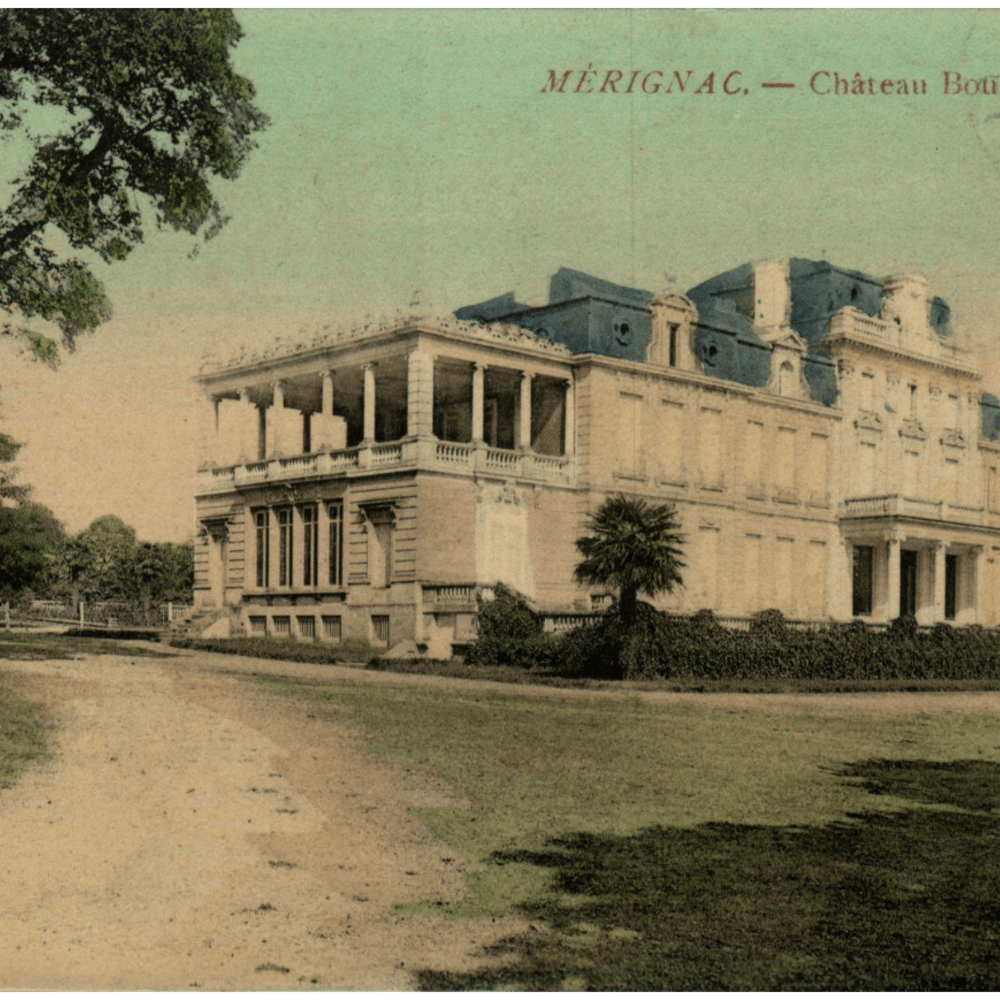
[848,527,982,624]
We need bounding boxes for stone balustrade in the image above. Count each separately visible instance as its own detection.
[197,438,574,493]
[841,494,985,524]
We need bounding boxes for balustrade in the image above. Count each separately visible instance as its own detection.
[197,438,572,493]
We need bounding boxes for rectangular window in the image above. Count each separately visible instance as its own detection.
[297,615,316,640]
[322,615,342,641]
[254,509,269,588]
[277,507,293,586]
[372,614,390,646]
[328,500,344,587]
[616,392,644,478]
[272,615,291,636]
[668,324,679,367]
[301,504,318,586]
[657,400,685,484]
[698,407,723,488]
[249,615,267,636]
[852,545,874,616]
[744,420,763,494]
[945,553,958,620]
[775,426,797,499]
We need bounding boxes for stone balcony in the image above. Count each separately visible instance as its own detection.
[196,437,574,494]
[840,494,985,525]
[825,308,979,376]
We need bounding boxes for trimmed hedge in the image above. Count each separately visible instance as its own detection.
[562,606,1000,681]
[468,593,1000,682]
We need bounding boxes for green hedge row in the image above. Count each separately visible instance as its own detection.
[467,588,1000,681]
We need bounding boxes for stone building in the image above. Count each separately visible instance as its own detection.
[192,259,1000,653]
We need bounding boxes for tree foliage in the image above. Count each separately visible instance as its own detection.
[0,500,66,601]
[0,429,29,504]
[574,494,685,623]
[58,515,193,606]
[0,9,269,356]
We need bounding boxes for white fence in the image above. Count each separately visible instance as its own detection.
[10,600,194,630]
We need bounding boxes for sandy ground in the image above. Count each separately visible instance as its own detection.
[0,650,523,991]
[4,647,1000,991]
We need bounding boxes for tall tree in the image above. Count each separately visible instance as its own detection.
[0,9,269,358]
[0,429,29,504]
[0,500,66,602]
[574,494,685,625]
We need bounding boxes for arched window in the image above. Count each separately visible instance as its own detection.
[779,360,794,395]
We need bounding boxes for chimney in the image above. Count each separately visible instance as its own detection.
[881,273,931,338]
[752,259,792,341]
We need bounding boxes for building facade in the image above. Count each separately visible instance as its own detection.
[192,259,1000,653]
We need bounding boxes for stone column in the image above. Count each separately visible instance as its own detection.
[969,547,982,625]
[406,348,434,439]
[472,362,486,443]
[563,378,575,457]
[321,371,334,416]
[886,536,901,621]
[362,363,377,444]
[932,543,946,623]
[267,381,285,459]
[519,372,533,450]
[237,388,254,463]
[200,395,220,468]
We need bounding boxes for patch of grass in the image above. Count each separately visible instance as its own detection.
[170,635,378,664]
[419,761,1000,989]
[251,674,1000,944]
[0,631,174,660]
[0,684,47,788]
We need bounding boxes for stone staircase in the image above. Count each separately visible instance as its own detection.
[165,606,233,642]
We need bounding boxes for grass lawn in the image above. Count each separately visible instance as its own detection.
[254,673,1000,990]
[0,684,47,789]
[0,631,173,660]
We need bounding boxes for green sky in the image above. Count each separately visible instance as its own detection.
[7,9,1000,541]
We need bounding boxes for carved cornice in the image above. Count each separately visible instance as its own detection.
[200,315,570,375]
[941,427,967,449]
[854,410,883,433]
[899,418,927,441]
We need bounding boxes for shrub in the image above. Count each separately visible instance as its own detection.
[749,608,787,638]
[465,584,561,669]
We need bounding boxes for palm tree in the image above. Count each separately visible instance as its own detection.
[574,494,685,625]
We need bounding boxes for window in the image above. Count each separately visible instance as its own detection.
[249,615,267,636]
[909,384,918,418]
[277,507,293,586]
[254,509,269,587]
[372,614,390,646]
[328,500,344,587]
[668,324,679,367]
[365,505,395,588]
[272,615,291,636]
[297,615,316,640]
[301,504,318,586]
[617,392,645,478]
[945,554,958,620]
[322,615,342,641]
[852,545,874,616]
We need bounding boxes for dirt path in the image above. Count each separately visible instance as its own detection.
[5,649,1000,990]
[0,652,521,990]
